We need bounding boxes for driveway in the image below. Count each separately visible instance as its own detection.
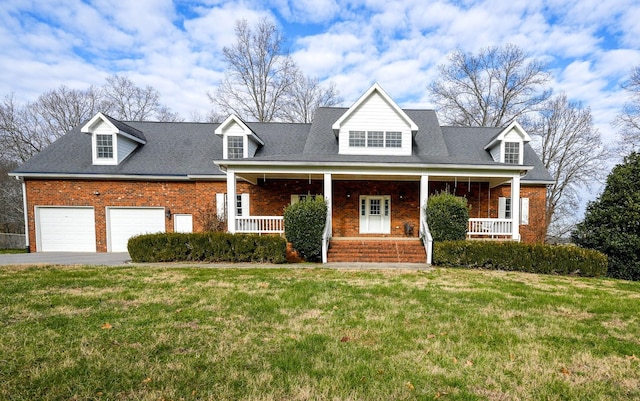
[0,252,131,266]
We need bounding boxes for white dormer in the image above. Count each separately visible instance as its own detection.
[332,83,418,156]
[484,120,531,165]
[82,113,146,165]
[215,115,265,159]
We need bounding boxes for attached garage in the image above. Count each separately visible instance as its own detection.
[107,207,166,252]
[36,207,96,252]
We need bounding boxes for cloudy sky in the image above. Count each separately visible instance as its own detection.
[1,0,640,147]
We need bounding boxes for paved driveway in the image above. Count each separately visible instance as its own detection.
[0,252,131,266]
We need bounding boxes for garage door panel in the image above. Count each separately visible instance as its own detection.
[37,207,96,252]
[108,208,165,252]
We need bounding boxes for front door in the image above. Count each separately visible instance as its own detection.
[359,195,391,234]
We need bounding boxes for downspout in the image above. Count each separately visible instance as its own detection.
[19,177,30,252]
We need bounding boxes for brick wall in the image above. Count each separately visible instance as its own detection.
[24,177,547,252]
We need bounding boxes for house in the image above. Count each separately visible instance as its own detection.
[10,84,553,263]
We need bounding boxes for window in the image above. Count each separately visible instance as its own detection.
[386,131,401,148]
[504,142,520,164]
[349,131,366,147]
[215,193,249,218]
[228,136,244,159]
[96,134,113,159]
[367,131,384,147]
[349,130,403,148]
[499,197,529,224]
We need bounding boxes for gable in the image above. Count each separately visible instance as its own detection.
[81,113,145,166]
[333,84,418,156]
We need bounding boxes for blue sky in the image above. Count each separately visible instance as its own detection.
[1,0,640,148]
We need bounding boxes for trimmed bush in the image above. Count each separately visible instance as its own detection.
[127,232,286,263]
[433,241,608,277]
[426,192,469,241]
[284,197,327,262]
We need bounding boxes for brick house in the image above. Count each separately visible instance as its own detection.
[11,84,553,263]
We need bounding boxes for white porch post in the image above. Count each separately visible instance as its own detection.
[511,174,521,241]
[419,175,429,224]
[226,169,237,233]
[324,173,332,229]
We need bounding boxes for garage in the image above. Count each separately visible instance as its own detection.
[107,207,166,252]
[36,207,96,252]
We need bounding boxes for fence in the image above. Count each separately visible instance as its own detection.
[0,233,26,249]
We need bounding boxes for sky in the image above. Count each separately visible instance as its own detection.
[1,0,639,147]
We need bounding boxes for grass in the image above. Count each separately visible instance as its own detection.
[0,248,27,254]
[0,265,639,400]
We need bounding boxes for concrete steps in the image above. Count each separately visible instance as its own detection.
[327,238,426,263]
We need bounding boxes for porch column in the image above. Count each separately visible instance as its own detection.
[226,169,236,233]
[511,174,521,241]
[419,175,429,225]
[323,173,332,230]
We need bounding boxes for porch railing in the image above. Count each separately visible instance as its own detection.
[420,219,433,264]
[467,218,512,238]
[235,216,284,234]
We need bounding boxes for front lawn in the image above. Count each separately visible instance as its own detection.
[0,248,27,254]
[1,265,638,400]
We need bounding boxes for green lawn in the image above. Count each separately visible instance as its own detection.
[0,248,27,254]
[1,265,638,400]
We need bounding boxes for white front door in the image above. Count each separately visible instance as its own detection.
[359,196,391,234]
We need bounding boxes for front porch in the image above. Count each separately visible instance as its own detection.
[222,169,529,263]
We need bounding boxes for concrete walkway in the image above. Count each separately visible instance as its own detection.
[0,252,431,270]
[0,252,131,266]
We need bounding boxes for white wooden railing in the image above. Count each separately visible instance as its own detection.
[420,219,433,264]
[235,216,284,234]
[321,213,332,264]
[467,218,512,238]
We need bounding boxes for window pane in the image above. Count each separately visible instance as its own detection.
[504,142,519,164]
[370,199,381,215]
[368,131,384,147]
[236,194,243,216]
[386,131,401,148]
[228,136,244,159]
[349,131,365,147]
[96,134,113,158]
[505,198,512,219]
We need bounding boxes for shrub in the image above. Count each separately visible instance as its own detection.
[127,232,286,263]
[573,152,640,281]
[433,240,608,278]
[284,197,327,262]
[426,192,469,241]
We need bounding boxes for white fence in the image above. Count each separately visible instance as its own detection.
[0,233,26,249]
[467,218,512,238]
[235,216,284,234]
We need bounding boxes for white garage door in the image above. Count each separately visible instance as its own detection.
[107,207,165,252]
[36,207,96,252]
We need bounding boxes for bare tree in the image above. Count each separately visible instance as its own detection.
[0,94,54,162]
[102,75,181,121]
[430,44,552,127]
[529,94,609,238]
[281,73,342,123]
[614,66,640,153]
[0,159,23,234]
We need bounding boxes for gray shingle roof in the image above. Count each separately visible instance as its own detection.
[101,114,146,142]
[13,109,553,183]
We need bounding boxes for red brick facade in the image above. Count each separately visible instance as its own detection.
[24,177,547,252]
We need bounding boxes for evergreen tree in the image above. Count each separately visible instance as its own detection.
[572,153,640,280]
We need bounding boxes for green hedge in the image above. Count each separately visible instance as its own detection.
[433,241,608,277]
[127,232,287,263]
[426,192,469,241]
[284,197,327,262]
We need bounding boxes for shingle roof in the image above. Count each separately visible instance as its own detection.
[101,113,146,142]
[12,109,553,183]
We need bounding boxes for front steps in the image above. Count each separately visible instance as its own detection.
[327,238,427,263]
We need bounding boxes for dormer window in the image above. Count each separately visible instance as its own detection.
[504,142,520,164]
[96,134,114,159]
[348,130,405,149]
[228,136,244,159]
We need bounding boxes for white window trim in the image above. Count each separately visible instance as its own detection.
[91,133,118,165]
[501,141,522,164]
[348,130,406,149]
[225,135,246,159]
[499,197,529,225]
[216,193,249,218]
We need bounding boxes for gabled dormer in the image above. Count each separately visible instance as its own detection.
[332,83,418,156]
[484,120,531,165]
[82,113,146,165]
[215,115,265,159]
